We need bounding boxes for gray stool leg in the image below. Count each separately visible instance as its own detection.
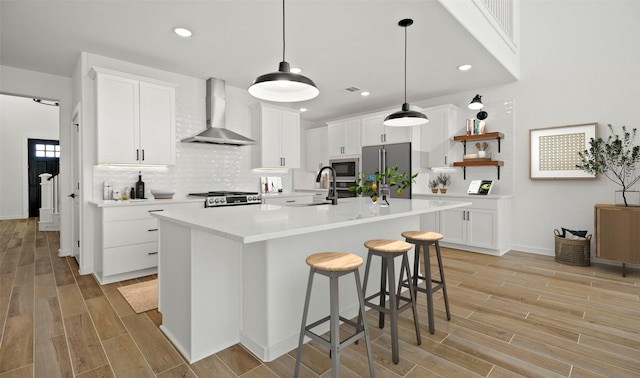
[434,241,451,320]
[295,268,315,377]
[378,257,388,329]
[401,253,421,346]
[422,242,436,334]
[329,273,340,378]
[386,255,400,364]
[354,269,375,377]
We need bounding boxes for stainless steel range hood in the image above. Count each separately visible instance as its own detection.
[181,78,256,145]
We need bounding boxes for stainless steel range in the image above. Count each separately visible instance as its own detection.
[188,191,262,207]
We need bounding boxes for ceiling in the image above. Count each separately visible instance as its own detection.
[0,0,517,122]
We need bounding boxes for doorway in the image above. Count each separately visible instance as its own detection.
[28,139,60,217]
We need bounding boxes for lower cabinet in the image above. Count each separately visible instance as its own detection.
[419,194,512,255]
[440,207,496,249]
[95,201,202,284]
[594,204,640,275]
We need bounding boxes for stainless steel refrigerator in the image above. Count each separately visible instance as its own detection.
[361,142,412,199]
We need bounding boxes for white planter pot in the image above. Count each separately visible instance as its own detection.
[615,190,640,206]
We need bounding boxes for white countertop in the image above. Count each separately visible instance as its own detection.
[89,198,204,208]
[151,197,471,243]
[414,192,514,200]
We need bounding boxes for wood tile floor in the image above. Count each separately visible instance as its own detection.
[1,218,639,377]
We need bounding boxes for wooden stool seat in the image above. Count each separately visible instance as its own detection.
[401,231,443,242]
[306,252,363,271]
[295,252,374,378]
[364,239,412,253]
[359,239,420,365]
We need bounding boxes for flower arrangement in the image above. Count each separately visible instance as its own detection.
[429,179,439,193]
[349,165,418,202]
[437,173,451,193]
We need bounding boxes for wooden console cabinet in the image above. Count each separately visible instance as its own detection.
[594,204,640,276]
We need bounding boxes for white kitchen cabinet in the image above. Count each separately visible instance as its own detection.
[90,67,176,165]
[251,103,300,169]
[418,194,512,255]
[440,207,496,249]
[94,201,201,284]
[305,127,328,172]
[419,104,459,168]
[327,118,361,157]
[361,112,412,146]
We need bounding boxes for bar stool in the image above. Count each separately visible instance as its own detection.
[359,239,421,365]
[401,231,450,334]
[295,252,375,378]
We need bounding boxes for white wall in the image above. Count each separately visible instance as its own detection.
[0,65,73,255]
[416,0,640,258]
[0,95,59,219]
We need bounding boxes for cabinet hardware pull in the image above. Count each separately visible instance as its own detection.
[286,200,295,203]
[136,149,140,160]
[283,157,286,166]
[148,252,158,255]
[148,209,164,213]
[148,228,158,232]
[142,149,145,161]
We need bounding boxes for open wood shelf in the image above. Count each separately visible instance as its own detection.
[453,160,504,180]
[453,132,504,154]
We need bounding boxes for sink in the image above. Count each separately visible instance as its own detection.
[286,202,333,207]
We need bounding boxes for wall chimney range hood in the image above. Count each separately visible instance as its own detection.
[181,78,256,146]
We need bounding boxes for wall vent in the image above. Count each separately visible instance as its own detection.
[344,86,360,93]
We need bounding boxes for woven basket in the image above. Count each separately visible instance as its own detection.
[554,229,591,266]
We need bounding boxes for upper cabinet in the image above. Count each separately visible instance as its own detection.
[251,103,300,169]
[420,104,459,168]
[90,67,176,165]
[327,119,361,157]
[361,112,412,146]
[305,127,328,172]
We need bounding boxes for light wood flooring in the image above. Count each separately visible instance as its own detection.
[1,218,639,377]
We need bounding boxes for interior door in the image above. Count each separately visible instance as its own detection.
[27,139,60,217]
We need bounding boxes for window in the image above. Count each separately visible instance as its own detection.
[35,143,60,158]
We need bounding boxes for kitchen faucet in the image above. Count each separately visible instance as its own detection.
[316,166,338,205]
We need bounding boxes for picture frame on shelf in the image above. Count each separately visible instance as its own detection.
[529,122,598,179]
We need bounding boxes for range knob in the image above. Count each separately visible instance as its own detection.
[214,198,220,204]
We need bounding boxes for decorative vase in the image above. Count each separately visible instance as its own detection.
[379,184,391,207]
[440,188,447,194]
[615,190,640,206]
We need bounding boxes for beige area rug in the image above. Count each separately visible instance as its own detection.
[117,279,158,313]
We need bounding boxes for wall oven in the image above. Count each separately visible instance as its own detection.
[330,158,359,181]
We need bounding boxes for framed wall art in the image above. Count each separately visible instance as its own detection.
[529,122,598,179]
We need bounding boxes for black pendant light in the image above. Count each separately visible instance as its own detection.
[384,18,428,127]
[248,0,319,102]
[468,94,484,110]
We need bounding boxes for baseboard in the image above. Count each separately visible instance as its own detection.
[509,244,554,256]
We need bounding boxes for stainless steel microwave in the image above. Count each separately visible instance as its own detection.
[330,158,359,181]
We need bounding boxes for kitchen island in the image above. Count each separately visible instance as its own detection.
[151,197,470,363]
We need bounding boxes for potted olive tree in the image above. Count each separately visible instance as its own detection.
[577,124,640,206]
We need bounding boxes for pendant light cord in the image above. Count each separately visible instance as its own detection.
[282,0,286,62]
[403,24,407,104]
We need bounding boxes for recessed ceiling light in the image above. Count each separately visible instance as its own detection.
[360,91,370,97]
[290,67,302,74]
[458,64,472,71]
[174,27,192,37]
[299,108,308,112]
